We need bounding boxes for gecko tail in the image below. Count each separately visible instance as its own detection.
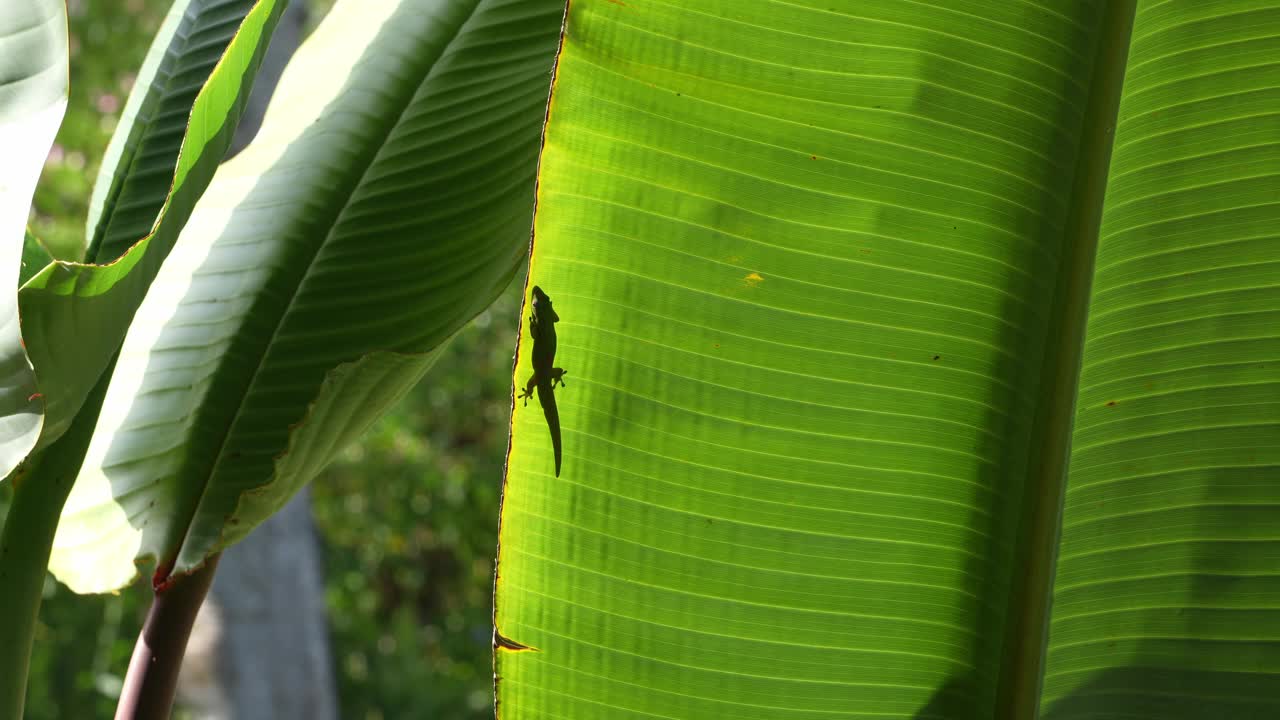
[536,382,562,477]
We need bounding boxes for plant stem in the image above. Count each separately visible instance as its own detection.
[0,454,55,720]
[0,370,109,720]
[115,554,221,720]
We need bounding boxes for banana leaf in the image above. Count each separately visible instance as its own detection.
[494,2,1280,718]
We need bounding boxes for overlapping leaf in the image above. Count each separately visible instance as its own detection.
[0,0,66,479]
[20,230,53,287]
[16,0,287,461]
[85,0,263,265]
[50,0,564,592]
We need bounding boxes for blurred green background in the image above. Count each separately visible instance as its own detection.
[1,2,515,718]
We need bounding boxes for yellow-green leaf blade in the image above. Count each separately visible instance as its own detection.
[495,2,1106,717]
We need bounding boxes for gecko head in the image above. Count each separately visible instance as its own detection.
[531,285,558,321]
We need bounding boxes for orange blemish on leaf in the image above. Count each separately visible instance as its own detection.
[743,272,763,288]
[152,561,175,592]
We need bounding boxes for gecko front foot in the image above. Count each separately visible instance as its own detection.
[519,375,537,406]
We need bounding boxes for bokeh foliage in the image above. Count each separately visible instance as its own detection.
[315,283,519,720]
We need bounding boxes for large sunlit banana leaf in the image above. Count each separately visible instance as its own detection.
[13,0,287,461]
[494,2,1280,718]
[0,0,65,481]
[49,0,564,593]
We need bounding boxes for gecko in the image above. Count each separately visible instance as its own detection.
[518,285,566,476]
